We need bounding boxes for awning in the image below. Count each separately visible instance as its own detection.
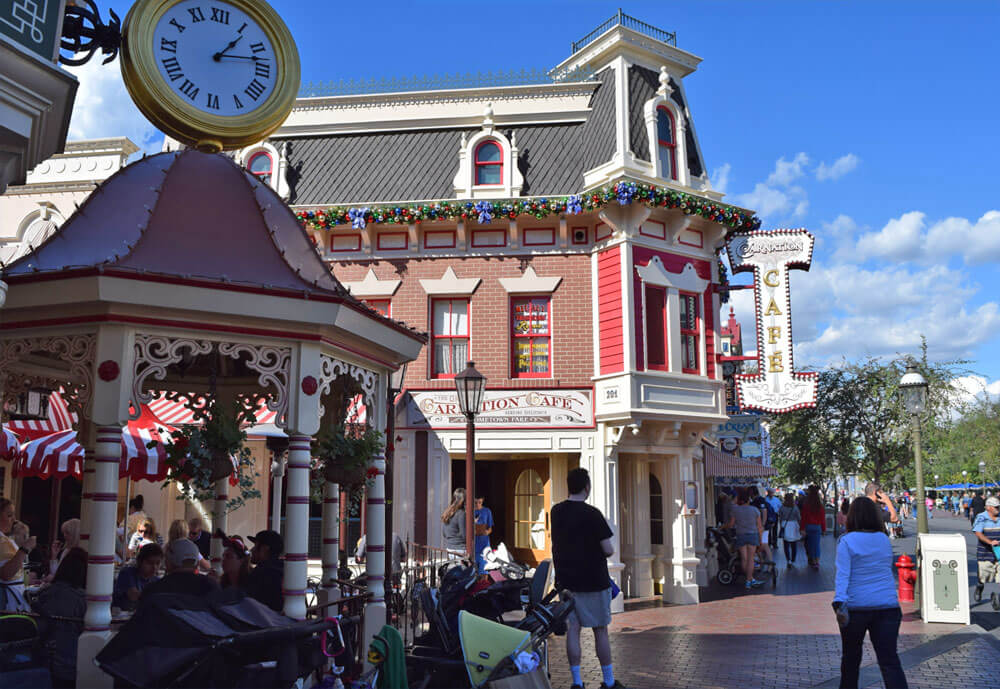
[148,393,279,425]
[6,390,76,440]
[704,446,777,478]
[0,427,20,461]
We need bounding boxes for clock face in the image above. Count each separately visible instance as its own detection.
[152,0,277,117]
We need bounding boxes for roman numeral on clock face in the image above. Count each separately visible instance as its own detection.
[250,41,265,54]
[244,79,265,101]
[178,79,200,100]
[255,61,270,79]
[233,94,244,109]
[160,37,177,53]
[161,56,183,81]
[210,7,229,24]
[206,93,220,110]
[187,6,205,22]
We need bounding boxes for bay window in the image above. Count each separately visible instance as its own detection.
[644,285,668,371]
[679,292,700,373]
[512,296,551,377]
[432,298,469,378]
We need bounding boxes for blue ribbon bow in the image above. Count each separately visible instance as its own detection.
[348,207,369,229]
[474,201,493,224]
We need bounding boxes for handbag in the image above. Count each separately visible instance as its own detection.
[783,520,801,542]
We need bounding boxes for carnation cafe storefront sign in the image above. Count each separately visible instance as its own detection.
[726,230,817,413]
[404,389,593,428]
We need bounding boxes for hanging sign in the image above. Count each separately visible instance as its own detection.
[726,229,817,413]
[716,414,762,441]
[403,389,593,429]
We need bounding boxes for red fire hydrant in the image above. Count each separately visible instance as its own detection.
[895,554,917,602]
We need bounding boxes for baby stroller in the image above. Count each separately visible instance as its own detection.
[707,526,777,589]
[95,588,338,688]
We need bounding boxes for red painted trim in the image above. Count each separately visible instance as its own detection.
[363,299,391,318]
[430,297,470,379]
[376,231,408,251]
[330,233,362,252]
[571,226,589,245]
[656,105,678,181]
[471,229,507,248]
[597,246,624,374]
[644,285,668,371]
[679,290,701,374]
[678,228,704,249]
[474,140,503,186]
[639,220,667,240]
[521,227,556,247]
[423,230,457,249]
[595,222,612,242]
[510,295,552,378]
[247,151,273,181]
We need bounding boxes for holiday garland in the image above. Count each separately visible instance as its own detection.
[294,179,760,234]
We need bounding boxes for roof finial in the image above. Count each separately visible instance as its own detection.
[482,102,495,133]
[658,66,674,97]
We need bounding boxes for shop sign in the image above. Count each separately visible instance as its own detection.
[715,414,762,441]
[741,441,763,458]
[404,389,593,428]
[726,230,818,413]
[0,0,64,62]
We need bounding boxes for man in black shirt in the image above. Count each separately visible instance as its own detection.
[247,529,284,613]
[139,539,218,605]
[551,468,625,689]
[971,492,987,525]
[188,516,212,559]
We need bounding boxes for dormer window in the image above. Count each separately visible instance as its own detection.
[474,141,503,186]
[656,106,677,181]
[248,151,273,185]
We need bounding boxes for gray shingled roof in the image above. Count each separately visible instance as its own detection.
[281,68,616,206]
[628,65,704,178]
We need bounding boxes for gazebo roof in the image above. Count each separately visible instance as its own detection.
[5,149,344,295]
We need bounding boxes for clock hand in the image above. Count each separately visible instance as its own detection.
[215,54,263,61]
[212,34,243,61]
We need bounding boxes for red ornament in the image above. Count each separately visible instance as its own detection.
[97,360,119,382]
[301,375,318,396]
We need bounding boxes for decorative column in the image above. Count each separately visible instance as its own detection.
[362,451,387,652]
[77,424,122,689]
[282,434,312,619]
[210,477,228,575]
[596,422,625,614]
[318,481,341,607]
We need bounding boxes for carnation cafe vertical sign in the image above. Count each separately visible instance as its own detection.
[726,230,817,413]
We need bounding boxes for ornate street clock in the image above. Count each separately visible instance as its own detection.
[120,0,300,151]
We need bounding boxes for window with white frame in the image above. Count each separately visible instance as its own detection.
[474,140,503,186]
[644,285,668,371]
[511,296,551,377]
[431,298,469,378]
[656,106,677,181]
[679,292,701,374]
[247,151,273,185]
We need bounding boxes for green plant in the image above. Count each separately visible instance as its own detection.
[309,423,383,503]
[153,400,262,512]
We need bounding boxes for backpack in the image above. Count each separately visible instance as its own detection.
[761,499,778,527]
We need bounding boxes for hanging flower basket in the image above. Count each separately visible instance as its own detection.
[322,459,368,487]
[311,423,384,500]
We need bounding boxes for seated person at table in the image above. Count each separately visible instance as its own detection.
[113,543,163,611]
[219,532,251,589]
[33,547,87,688]
[246,529,284,612]
[140,539,218,604]
[166,519,211,572]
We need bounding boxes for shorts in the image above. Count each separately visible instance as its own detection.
[735,532,760,547]
[566,587,612,628]
[978,560,998,583]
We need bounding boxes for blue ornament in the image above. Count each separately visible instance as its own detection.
[474,200,493,224]
[566,195,583,215]
[348,207,369,229]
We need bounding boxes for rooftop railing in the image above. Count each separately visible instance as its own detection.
[299,65,595,98]
[571,8,676,53]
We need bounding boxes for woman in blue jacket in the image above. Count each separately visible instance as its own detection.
[833,497,908,689]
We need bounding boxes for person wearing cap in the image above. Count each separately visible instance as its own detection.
[247,530,284,612]
[139,538,219,605]
[218,532,251,590]
[972,496,1000,603]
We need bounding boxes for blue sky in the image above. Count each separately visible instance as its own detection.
[66,1,1000,391]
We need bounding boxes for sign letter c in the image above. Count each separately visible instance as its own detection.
[763,269,780,287]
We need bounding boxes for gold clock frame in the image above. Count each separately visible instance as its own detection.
[120,0,300,151]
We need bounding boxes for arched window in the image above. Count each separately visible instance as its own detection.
[514,469,545,550]
[474,141,502,186]
[656,106,677,181]
[247,151,273,185]
[650,473,664,546]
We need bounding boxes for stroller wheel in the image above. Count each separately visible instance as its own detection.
[717,569,734,586]
[992,592,1000,611]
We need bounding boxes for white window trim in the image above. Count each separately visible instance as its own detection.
[636,257,709,375]
[453,104,524,199]
[237,141,289,199]
[498,266,562,294]
[419,266,482,296]
[643,67,689,187]
[341,267,401,298]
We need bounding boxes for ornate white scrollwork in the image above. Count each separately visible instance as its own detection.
[132,335,214,420]
[218,343,291,429]
[155,390,212,422]
[317,354,378,421]
[0,335,96,423]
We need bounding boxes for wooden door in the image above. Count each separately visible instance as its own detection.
[506,459,550,566]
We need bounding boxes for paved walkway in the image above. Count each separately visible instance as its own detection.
[548,511,998,689]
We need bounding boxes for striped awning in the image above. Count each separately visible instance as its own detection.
[15,430,82,480]
[704,446,777,478]
[148,394,278,425]
[6,390,76,440]
[0,427,21,461]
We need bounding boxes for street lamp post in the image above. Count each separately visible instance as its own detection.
[384,362,407,593]
[454,361,486,560]
[900,363,929,535]
[979,460,987,496]
[963,470,968,494]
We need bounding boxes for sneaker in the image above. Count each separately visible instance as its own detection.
[975,583,984,602]
[750,578,765,587]
[745,580,752,590]
[600,682,627,689]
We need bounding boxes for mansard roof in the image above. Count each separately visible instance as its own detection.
[628,64,703,178]
[280,68,616,206]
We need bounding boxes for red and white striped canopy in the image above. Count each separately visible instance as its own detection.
[148,394,278,426]
[1,426,22,461]
[5,390,75,440]
[13,405,176,482]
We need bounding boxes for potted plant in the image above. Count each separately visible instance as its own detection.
[310,423,383,499]
[154,400,262,512]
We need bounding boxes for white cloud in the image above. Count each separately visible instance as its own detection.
[854,211,927,262]
[822,214,859,236]
[65,60,163,153]
[853,209,1000,265]
[815,153,860,181]
[733,183,808,222]
[766,152,809,187]
[710,163,731,194]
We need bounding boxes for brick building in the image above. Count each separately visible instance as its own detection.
[197,14,761,605]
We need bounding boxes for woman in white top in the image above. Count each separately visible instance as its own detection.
[0,498,36,612]
[127,517,163,559]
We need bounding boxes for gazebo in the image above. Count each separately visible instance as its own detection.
[0,149,424,687]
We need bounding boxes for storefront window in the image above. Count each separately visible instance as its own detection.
[431,298,469,378]
[514,469,545,550]
[512,297,550,377]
